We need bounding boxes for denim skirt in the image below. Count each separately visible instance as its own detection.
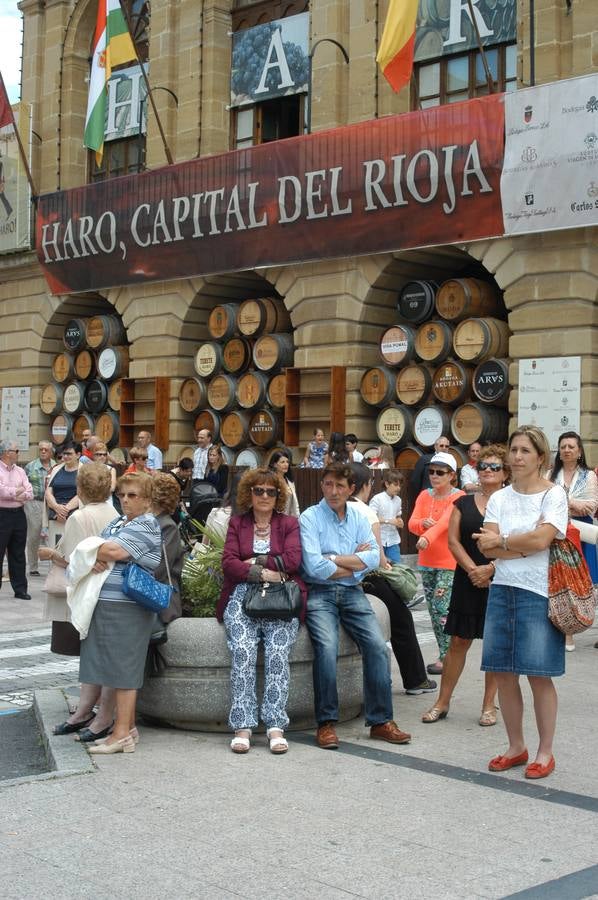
[481,584,565,677]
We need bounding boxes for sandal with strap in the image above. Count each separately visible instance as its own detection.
[267,728,288,755]
[230,730,252,754]
[479,707,498,727]
[421,706,449,724]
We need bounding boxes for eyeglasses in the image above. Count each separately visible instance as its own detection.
[94,452,107,457]
[251,486,278,497]
[428,467,451,476]
[478,462,503,472]
[118,492,141,499]
[132,455,148,461]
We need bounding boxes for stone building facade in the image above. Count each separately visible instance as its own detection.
[1,0,596,463]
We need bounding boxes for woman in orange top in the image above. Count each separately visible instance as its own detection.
[408,452,464,675]
[124,446,152,476]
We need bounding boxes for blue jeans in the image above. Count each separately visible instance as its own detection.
[383,543,401,564]
[306,583,393,726]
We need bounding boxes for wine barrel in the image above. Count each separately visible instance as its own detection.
[395,444,423,471]
[207,304,239,341]
[252,334,294,372]
[236,371,270,410]
[473,358,510,406]
[447,446,468,469]
[178,377,208,414]
[222,337,253,375]
[379,325,417,367]
[40,383,64,416]
[395,364,434,406]
[451,403,509,445]
[194,409,221,441]
[50,413,74,446]
[194,342,224,378]
[266,373,286,410]
[86,315,126,350]
[73,413,95,443]
[74,349,96,381]
[413,405,452,448]
[414,320,453,364]
[432,360,474,406]
[84,380,109,414]
[235,447,265,468]
[453,318,510,364]
[52,352,75,384]
[62,381,87,415]
[375,406,414,447]
[63,318,88,352]
[220,410,251,449]
[206,374,237,412]
[108,379,123,412]
[95,410,120,448]
[436,278,500,322]
[97,346,129,381]
[360,366,397,408]
[237,298,291,337]
[249,408,282,447]
[398,280,438,324]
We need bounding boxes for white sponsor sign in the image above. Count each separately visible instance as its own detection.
[502,73,598,235]
[517,357,581,451]
[0,102,32,254]
[1,386,31,451]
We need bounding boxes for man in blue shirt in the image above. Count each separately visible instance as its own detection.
[300,463,411,750]
[137,431,163,471]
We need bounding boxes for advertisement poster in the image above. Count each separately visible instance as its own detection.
[0,101,32,254]
[502,73,598,235]
[104,63,148,143]
[518,357,581,451]
[230,13,309,107]
[415,0,516,62]
[0,386,31,451]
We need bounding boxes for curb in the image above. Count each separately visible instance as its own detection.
[33,688,95,778]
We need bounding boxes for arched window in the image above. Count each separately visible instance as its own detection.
[88,1,150,182]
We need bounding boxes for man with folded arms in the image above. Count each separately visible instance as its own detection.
[299,462,411,749]
[0,441,34,600]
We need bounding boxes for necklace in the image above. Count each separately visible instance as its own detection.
[254,521,271,537]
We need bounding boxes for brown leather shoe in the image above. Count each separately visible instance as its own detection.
[370,720,411,744]
[316,722,339,750]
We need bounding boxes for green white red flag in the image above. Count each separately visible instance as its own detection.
[376,0,419,94]
[84,0,136,164]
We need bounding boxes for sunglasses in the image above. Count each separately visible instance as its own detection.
[94,452,108,456]
[428,467,451,476]
[251,486,278,497]
[478,462,503,472]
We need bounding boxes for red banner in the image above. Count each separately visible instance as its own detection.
[36,94,505,295]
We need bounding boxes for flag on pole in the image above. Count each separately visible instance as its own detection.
[0,72,16,130]
[376,0,420,94]
[84,0,136,164]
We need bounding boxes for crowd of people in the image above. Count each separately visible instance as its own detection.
[1,422,596,778]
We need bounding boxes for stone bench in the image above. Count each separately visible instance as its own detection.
[137,595,390,732]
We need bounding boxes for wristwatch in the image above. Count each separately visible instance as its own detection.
[329,554,337,563]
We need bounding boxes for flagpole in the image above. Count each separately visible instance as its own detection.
[466,0,495,94]
[10,107,37,200]
[118,0,174,166]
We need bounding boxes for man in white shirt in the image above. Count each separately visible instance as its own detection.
[460,442,482,493]
[345,433,364,463]
[192,429,212,481]
[137,431,163,471]
[369,469,404,564]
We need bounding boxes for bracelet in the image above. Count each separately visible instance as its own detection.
[501,533,509,551]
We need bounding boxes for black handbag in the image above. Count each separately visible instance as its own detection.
[243,555,302,621]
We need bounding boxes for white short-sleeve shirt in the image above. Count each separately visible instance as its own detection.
[484,484,568,597]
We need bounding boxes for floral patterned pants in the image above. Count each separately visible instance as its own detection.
[420,567,455,660]
[223,585,300,731]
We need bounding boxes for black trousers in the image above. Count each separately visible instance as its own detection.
[0,506,28,595]
[363,572,427,690]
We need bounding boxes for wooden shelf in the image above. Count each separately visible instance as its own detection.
[284,366,346,447]
[120,377,170,450]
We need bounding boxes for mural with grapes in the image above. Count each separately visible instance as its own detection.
[231,14,309,107]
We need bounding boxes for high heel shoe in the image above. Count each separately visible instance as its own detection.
[94,727,139,746]
[88,735,135,755]
[421,706,449,723]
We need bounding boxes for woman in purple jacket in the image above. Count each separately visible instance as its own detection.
[217,467,306,756]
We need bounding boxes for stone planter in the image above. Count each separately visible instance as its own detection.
[137,595,390,732]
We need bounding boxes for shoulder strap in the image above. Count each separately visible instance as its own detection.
[162,540,173,587]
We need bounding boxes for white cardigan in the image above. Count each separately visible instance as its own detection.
[66,536,114,639]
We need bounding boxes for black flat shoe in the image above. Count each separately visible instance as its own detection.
[14,592,32,600]
[53,715,95,735]
[74,724,113,743]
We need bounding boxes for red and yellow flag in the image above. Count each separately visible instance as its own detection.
[0,72,16,129]
[376,0,419,94]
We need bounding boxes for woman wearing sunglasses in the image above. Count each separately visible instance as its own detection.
[422,445,507,725]
[408,452,464,675]
[216,467,307,755]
